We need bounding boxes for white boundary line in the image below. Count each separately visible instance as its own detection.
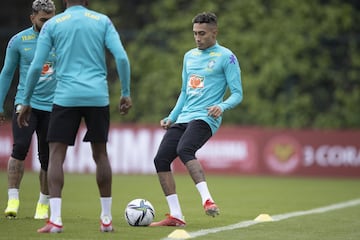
[161,198,360,240]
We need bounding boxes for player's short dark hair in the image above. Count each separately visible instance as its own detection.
[192,12,217,26]
[32,0,56,14]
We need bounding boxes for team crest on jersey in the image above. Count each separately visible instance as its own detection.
[188,74,204,89]
[207,60,216,69]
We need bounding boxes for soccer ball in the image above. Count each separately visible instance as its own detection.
[124,198,155,226]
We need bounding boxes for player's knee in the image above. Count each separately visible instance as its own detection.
[154,156,171,172]
[40,163,48,171]
[39,158,49,171]
[91,148,108,163]
[11,144,29,160]
[177,146,195,164]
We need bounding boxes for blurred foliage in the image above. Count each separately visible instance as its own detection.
[112,0,360,129]
[2,0,360,129]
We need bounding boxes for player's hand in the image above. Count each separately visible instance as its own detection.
[0,113,5,126]
[17,105,32,128]
[160,118,172,130]
[118,96,132,115]
[207,105,223,119]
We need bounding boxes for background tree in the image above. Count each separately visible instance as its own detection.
[119,0,360,129]
[1,0,359,129]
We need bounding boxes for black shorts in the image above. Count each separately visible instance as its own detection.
[11,105,50,170]
[153,120,212,171]
[47,104,110,146]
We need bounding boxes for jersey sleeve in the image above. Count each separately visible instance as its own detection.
[218,52,243,111]
[0,35,20,112]
[22,24,53,105]
[104,17,131,97]
[167,56,187,122]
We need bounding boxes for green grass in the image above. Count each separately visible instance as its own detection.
[0,171,359,240]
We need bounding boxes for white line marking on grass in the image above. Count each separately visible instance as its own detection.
[161,198,360,240]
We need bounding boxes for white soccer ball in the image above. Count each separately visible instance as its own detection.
[124,198,155,226]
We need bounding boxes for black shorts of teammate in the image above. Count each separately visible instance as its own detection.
[47,104,110,146]
[154,119,212,172]
[11,105,50,171]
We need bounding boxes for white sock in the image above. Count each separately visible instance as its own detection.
[100,197,112,219]
[166,194,183,220]
[49,198,62,225]
[8,188,19,200]
[38,192,49,205]
[196,181,213,205]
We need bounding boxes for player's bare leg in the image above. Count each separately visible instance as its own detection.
[150,171,186,226]
[185,159,205,184]
[34,168,50,219]
[48,142,67,198]
[39,169,49,195]
[5,158,24,218]
[186,159,219,217]
[91,143,112,197]
[7,157,24,189]
[157,171,176,196]
[91,143,113,232]
[39,142,67,229]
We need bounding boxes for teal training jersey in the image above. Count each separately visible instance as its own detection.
[23,5,130,107]
[0,27,56,112]
[167,43,243,134]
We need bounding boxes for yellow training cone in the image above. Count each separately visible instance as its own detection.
[167,229,191,239]
[254,213,273,222]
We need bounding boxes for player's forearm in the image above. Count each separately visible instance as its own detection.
[116,56,131,97]
[0,67,17,112]
[168,91,186,122]
[219,91,243,111]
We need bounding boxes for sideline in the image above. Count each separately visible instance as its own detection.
[161,198,360,240]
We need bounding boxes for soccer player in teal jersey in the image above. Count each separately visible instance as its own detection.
[151,12,243,227]
[0,0,56,220]
[18,0,131,233]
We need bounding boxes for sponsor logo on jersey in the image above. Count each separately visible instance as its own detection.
[188,74,204,89]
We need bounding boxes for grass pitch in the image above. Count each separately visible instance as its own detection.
[0,171,359,240]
